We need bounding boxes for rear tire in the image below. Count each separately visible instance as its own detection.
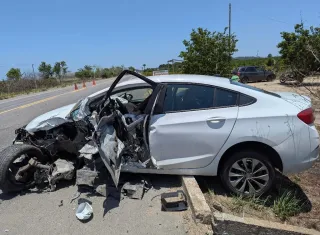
[241,77,249,84]
[0,144,45,193]
[220,150,275,196]
[266,75,274,82]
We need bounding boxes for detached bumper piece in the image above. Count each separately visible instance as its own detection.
[161,190,188,211]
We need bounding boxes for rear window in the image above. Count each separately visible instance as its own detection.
[239,94,256,106]
[239,67,246,72]
[214,88,238,107]
[230,81,281,98]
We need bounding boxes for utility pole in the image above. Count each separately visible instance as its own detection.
[32,64,37,89]
[229,3,232,61]
[92,65,96,80]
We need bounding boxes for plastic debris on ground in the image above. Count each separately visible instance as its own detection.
[121,178,152,200]
[161,190,188,211]
[76,201,93,221]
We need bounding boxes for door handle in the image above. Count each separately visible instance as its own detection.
[207,117,226,123]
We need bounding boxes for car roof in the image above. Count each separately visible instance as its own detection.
[124,74,231,87]
[88,74,273,99]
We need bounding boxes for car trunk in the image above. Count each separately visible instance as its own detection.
[273,92,312,111]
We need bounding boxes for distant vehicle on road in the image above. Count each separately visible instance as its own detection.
[232,66,276,83]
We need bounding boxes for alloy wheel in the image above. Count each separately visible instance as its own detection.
[228,158,270,195]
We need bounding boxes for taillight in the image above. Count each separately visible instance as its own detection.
[297,108,315,124]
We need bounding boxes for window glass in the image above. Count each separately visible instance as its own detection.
[239,67,246,72]
[246,67,257,72]
[239,94,256,106]
[115,87,152,102]
[255,67,264,72]
[164,84,214,112]
[214,88,238,107]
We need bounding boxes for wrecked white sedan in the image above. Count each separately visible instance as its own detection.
[0,70,318,196]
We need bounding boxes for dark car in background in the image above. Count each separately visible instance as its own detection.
[233,66,276,83]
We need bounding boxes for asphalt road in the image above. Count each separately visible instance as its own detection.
[0,80,194,235]
[0,79,114,150]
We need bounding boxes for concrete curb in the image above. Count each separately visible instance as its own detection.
[213,211,320,235]
[181,176,212,225]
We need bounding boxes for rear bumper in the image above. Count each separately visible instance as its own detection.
[274,124,319,174]
[284,145,319,174]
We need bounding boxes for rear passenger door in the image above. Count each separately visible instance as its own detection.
[245,67,259,82]
[148,84,239,170]
[255,67,266,81]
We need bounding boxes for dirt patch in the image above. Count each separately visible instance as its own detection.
[249,78,320,109]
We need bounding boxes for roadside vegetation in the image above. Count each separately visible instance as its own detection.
[3,20,319,100]
[0,62,128,100]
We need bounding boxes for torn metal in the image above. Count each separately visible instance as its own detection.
[48,159,75,191]
[2,70,163,194]
[79,141,99,160]
[76,169,98,187]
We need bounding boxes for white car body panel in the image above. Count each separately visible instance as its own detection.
[22,74,319,178]
[149,107,238,169]
[25,103,76,133]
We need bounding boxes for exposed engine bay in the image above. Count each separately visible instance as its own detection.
[0,70,161,193]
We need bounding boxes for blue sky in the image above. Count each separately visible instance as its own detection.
[0,0,319,78]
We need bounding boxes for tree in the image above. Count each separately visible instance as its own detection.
[60,61,68,78]
[6,68,22,81]
[84,65,92,71]
[38,62,52,79]
[52,61,68,83]
[277,23,320,78]
[142,64,146,71]
[128,66,135,71]
[75,65,93,80]
[95,67,102,78]
[101,68,111,78]
[266,54,274,66]
[179,27,238,76]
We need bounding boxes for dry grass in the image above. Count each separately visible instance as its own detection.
[0,78,79,100]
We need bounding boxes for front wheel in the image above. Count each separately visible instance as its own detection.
[0,144,45,193]
[220,151,275,196]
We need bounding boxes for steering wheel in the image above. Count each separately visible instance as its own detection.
[120,93,133,101]
[115,98,129,114]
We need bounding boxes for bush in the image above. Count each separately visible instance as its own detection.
[272,190,303,220]
[0,78,76,99]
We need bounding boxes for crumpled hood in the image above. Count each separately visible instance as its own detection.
[273,92,311,110]
[25,103,76,133]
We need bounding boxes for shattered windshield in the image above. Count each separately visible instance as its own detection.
[106,70,157,101]
[68,97,91,121]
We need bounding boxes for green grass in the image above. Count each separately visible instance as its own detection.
[272,190,303,221]
[230,190,305,221]
[231,194,269,213]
